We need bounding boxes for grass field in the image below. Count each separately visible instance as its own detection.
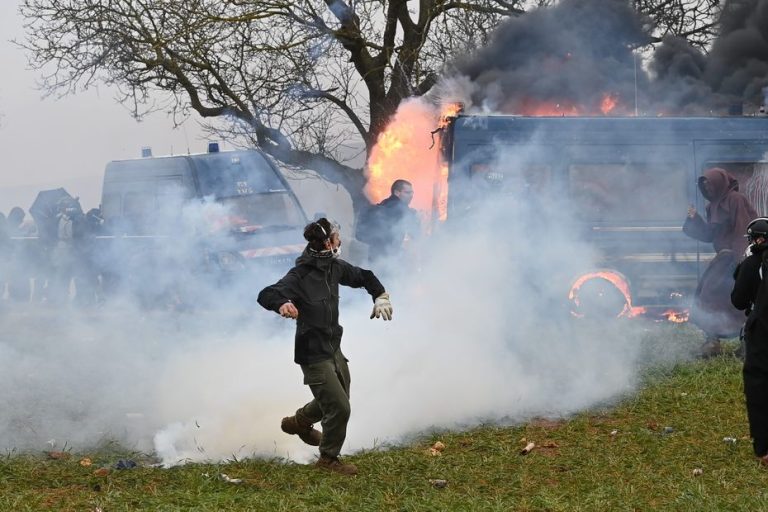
[2,334,767,511]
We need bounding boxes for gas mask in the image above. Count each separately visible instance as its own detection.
[697,177,713,201]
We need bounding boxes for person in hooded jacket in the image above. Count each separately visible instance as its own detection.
[6,207,36,301]
[731,217,768,465]
[684,167,758,357]
[257,217,393,476]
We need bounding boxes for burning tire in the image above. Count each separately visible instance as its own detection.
[568,269,643,319]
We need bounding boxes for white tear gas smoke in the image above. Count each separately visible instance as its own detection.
[152,170,699,464]
[0,153,699,465]
[0,194,311,455]
[442,0,768,115]
[5,0,747,464]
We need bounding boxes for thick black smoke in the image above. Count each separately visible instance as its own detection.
[702,0,768,104]
[450,0,768,115]
[452,0,651,114]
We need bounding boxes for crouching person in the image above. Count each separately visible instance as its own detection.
[731,217,768,465]
[257,218,393,476]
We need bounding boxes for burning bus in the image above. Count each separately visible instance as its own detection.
[438,113,768,318]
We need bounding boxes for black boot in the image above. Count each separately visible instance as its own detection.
[281,415,322,446]
[316,454,358,476]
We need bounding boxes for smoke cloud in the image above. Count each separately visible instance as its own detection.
[441,0,768,116]
[0,178,699,466]
[0,0,725,467]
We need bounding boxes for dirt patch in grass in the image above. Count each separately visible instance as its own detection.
[38,484,92,509]
[529,418,566,430]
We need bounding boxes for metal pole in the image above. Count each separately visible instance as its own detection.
[633,50,639,116]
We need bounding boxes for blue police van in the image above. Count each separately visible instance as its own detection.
[440,114,768,315]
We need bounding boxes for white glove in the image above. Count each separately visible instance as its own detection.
[370,293,393,321]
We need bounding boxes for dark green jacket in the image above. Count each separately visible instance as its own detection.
[258,249,385,364]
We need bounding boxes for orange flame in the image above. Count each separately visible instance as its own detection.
[504,93,626,116]
[365,99,460,223]
[438,102,463,128]
[661,309,689,323]
[569,271,690,323]
[568,270,645,318]
[600,93,618,114]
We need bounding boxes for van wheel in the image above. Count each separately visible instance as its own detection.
[568,270,636,319]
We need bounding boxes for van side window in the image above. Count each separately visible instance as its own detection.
[123,192,154,217]
[569,163,686,223]
[122,192,154,233]
[102,193,121,220]
[155,178,186,220]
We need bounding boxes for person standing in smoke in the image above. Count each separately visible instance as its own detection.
[7,207,37,302]
[0,213,10,300]
[73,207,104,306]
[684,167,757,358]
[731,218,768,465]
[257,218,393,476]
[356,179,420,266]
[50,197,86,303]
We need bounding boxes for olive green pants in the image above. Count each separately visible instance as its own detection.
[296,349,351,458]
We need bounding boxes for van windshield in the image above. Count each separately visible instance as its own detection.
[212,192,306,233]
[194,152,287,198]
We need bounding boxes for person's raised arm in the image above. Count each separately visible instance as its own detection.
[683,207,714,243]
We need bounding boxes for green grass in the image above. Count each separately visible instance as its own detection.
[2,341,767,510]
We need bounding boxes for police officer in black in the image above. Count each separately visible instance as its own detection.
[258,217,393,476]
[731,217,768,464]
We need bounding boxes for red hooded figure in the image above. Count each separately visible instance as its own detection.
[683,167,759,355]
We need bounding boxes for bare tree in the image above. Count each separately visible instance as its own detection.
[635,0,722,49]
[18,0,722,208]
[19,0,528,208]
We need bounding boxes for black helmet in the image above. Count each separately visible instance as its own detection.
[746,217,768,242]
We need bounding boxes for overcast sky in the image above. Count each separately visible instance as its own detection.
[0,1,208,214]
